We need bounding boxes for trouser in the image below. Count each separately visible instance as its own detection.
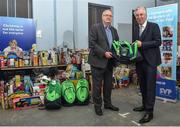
[136,61,157,113]
[91,64,113,108]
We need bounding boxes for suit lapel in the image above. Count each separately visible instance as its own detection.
[100,23,110,48]
[135,25,139,41]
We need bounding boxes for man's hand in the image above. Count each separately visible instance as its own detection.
[137,40,142,47]
[105,52,112,59]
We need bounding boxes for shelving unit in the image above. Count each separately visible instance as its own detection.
[0,64,67,71]
[0,64,67,81]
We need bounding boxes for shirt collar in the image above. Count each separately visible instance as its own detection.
[103,24,111,29]
[139,20,147,28]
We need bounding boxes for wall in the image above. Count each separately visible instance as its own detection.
[118,23,132,42]
[33,0,74,50]
[56,0,74,49]
[75,0,112,49]
[33,0,55,50]
[75,0,155,48]
[114,0,155,42]
[33,0,155,50]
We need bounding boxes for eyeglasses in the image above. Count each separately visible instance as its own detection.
[103,14,113,17]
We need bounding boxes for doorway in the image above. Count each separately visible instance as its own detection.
[88,3,111,33]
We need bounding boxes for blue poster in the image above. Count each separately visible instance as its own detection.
[147,4,178,101]
[0,17,36,51]
[156,78,177,100]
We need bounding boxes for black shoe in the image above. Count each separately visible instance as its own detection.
[139,113,153,124]
[104,104,119,111]
[95,107,103,116]
[133,106,145,112]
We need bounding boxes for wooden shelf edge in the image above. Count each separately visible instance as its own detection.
[0,64,67,71]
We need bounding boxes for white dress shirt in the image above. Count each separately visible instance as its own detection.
[139,20,147,36]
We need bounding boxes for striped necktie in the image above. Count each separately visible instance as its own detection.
[139,25,143,37]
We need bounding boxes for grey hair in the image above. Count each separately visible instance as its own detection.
[102,9,112,16]
[134,6,147,16]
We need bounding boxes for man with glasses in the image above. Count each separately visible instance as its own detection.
[88,9,119,116]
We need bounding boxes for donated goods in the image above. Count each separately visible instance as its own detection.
[44,80,61,109]
[81,63,91,71]
[39,51,48,66]
[61,80,76,105]
[65,52,71,64]
[75,79,90,105]
[9,58,15,67]
[32,84,46,96]
[41,75,51,85]
[23,76,33,94]
[15,59,18,67]
[7,52,18,67]
[0,81,6,109]
[113,65,131,88]
[18,58,24,67]
[48,49,58,65]
[71,53,77,64]
[0,59,5,68]
[81,51,89,63]
[112,40,142,65]
[2,93,9,109]
[15,75,21,87]
[12,96,41,110]
[7,80,14,95]
[75,51,81,64]
[0,53,5,68]
[23,51,30,66]
[66,64,80,79]
[75,71,84,79]
[32,52,38,66]
[59,48,66,64]
[8,92,31,109]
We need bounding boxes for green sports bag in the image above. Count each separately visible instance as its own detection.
[61,80,76,105]
[75,79,90,105]
[112,40,142,64]
[44,80,61,109]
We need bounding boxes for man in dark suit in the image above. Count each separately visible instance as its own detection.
[88,9,119,116]
[133,7,162,123]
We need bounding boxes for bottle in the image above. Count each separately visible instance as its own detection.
[33,52,38,66]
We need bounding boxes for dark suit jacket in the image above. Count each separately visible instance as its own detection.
[133,21,162,67]
[88,23,119,68]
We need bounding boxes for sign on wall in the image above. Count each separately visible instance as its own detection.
[0,16,36,51]
[147,4,178,101]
